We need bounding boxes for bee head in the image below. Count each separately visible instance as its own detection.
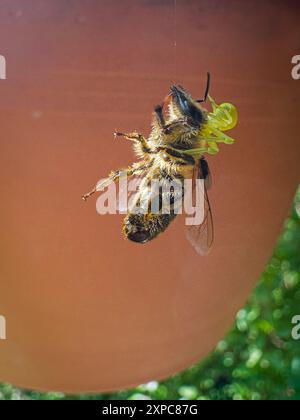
[168,85,204,126]
[166,73,211,126]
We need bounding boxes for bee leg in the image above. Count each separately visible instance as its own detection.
[82,168,130,202]
[114,131,145,142]
[114,131,151,155]
[82,161,152,201]
[81,186,97,202]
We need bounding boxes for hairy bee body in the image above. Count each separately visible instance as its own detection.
[82,75,238,250]
[123,211,177,244]
[122,86,208,243]
[123,169,185,243]
[123,132,198,243]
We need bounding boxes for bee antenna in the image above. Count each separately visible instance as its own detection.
[197,72,211,103]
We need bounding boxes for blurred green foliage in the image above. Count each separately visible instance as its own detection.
[1,188,299,401]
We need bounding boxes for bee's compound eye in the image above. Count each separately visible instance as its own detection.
[127,231,150,244]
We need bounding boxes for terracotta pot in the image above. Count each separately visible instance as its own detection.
[0,0,299,393]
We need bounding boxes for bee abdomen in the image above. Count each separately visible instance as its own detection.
[123,213,177,244]
[162,147,195,166]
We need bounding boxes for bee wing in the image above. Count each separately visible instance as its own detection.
[202,158,213,191]
[185,158,214,256]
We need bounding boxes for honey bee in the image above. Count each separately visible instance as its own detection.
[82,73,238,255]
